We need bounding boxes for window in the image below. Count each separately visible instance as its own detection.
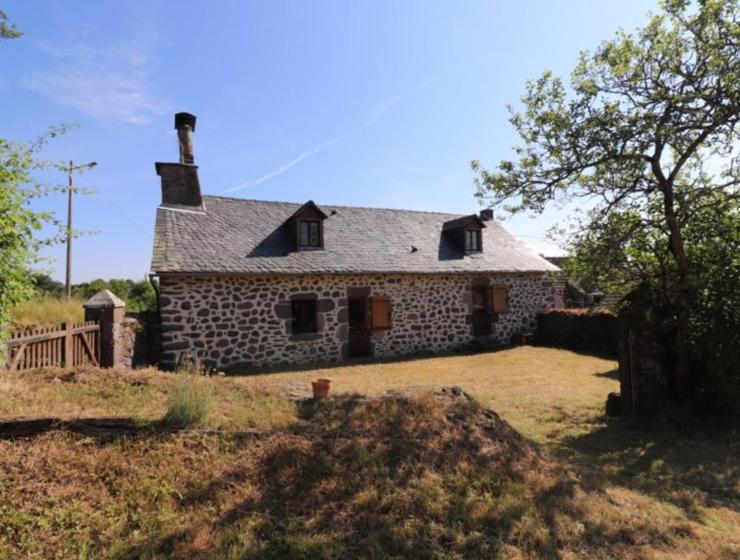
[370,296,392,330]
[299,220,321,248]
[348,297,366,329]
[291,299,317,333]
[472,287,490,315]
[492,286,509,313]
[465,229,481,252]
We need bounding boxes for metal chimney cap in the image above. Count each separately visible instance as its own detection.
[174,112,196,131]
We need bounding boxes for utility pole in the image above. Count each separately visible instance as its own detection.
[65,160,97,299]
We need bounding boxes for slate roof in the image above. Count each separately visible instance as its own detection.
[151,196,559,275]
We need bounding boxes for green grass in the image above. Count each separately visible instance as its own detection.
[0,347,737,559]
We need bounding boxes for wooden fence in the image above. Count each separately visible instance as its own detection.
[4,321,100,372]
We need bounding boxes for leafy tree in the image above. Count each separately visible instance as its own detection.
[0,129,69,337]
[71,278,156,312]
[473,0,740,399]
[0,13,84,354]
[30,272,64,298]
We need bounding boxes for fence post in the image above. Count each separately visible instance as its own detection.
[83,290,126,368]
[63,321,73,368]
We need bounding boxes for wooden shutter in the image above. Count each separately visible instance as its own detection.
[492,286,509,313]
[370,297,392,330]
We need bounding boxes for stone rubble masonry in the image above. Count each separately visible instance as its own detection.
[158,273,557,370]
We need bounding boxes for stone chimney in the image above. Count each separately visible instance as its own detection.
[479,208,494,221]
[155,112,203,208]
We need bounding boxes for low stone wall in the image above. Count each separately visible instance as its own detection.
[158,272,556,370]
[536,309,617,356]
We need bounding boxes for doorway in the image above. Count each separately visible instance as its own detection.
[471,286,492,336]
[348,296,372,357]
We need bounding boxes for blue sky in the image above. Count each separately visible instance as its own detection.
[2,0,658,282]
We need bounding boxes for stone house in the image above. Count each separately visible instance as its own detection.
[151,113,560,370]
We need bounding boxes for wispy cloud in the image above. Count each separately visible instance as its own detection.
[25,33,167,125]
[223,92,408,194]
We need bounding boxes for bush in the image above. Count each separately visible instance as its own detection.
[162,375,213,428]
[162,352,213,428]
[536,308,617,356]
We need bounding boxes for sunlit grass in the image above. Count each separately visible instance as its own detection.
[9,296,85,328]
[0,347,736,559]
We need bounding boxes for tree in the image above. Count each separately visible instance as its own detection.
[0,13,74,352]
[0,129,71,334]
[473,0,740,399]
[0,9,22,40]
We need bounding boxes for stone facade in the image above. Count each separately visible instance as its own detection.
[158,272,556,370]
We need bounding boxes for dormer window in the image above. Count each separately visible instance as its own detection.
[465,229,481,252]
[285,200,328,251]
[442,214,486,255]
[299,220,321,248]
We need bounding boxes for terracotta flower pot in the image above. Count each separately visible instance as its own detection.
[311,378,331,399]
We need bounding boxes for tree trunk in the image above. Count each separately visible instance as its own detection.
[660,180,693,399]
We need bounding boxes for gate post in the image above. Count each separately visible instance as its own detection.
[83,290,126,368]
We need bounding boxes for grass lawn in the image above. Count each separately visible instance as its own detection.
[0,346,737,558]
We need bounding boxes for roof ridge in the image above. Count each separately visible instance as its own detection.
[202,194,471,217]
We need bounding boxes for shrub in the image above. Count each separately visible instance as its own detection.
[536,308,617,356]
[162,375,213,428]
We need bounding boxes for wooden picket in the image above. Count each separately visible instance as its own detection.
[4,321,100,372]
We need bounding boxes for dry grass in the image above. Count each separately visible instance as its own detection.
[9,296,85,328]
[0,346,737,559]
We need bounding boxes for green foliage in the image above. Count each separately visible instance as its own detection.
[566,190,740,413]
[0,9,21,40]
[474,0,740,411]
[71,277,156,312]
[29,272,63,298]
[0,129,69,341]
[474,1,739,218]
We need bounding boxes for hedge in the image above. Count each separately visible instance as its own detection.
[536,308,617,356]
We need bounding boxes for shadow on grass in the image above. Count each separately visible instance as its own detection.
[554,414,739,516]
[220,347,502,377]
[0,417,149,441]
[113,393,685,560]
[594,368,619,380]
[221,344,618,379]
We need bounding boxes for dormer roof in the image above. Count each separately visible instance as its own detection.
[442,214,486,231]
[287,200,328,222]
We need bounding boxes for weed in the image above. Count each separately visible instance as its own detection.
[162,375,213,428]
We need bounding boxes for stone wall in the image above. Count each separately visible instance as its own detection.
[158,272,556,370]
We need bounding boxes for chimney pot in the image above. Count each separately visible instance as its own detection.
[480,208,494,221]
[174,112,196,164]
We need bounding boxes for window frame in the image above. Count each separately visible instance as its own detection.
[465,228,482,253]
[291,297,318,334]
[471,286,490,315]
[298,219,322,249]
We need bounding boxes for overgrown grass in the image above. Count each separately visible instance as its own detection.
[162,375,214,428]
[9,296,84,328]
[0,347,736,558]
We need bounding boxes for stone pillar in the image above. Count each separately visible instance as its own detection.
[83,290,126,368]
